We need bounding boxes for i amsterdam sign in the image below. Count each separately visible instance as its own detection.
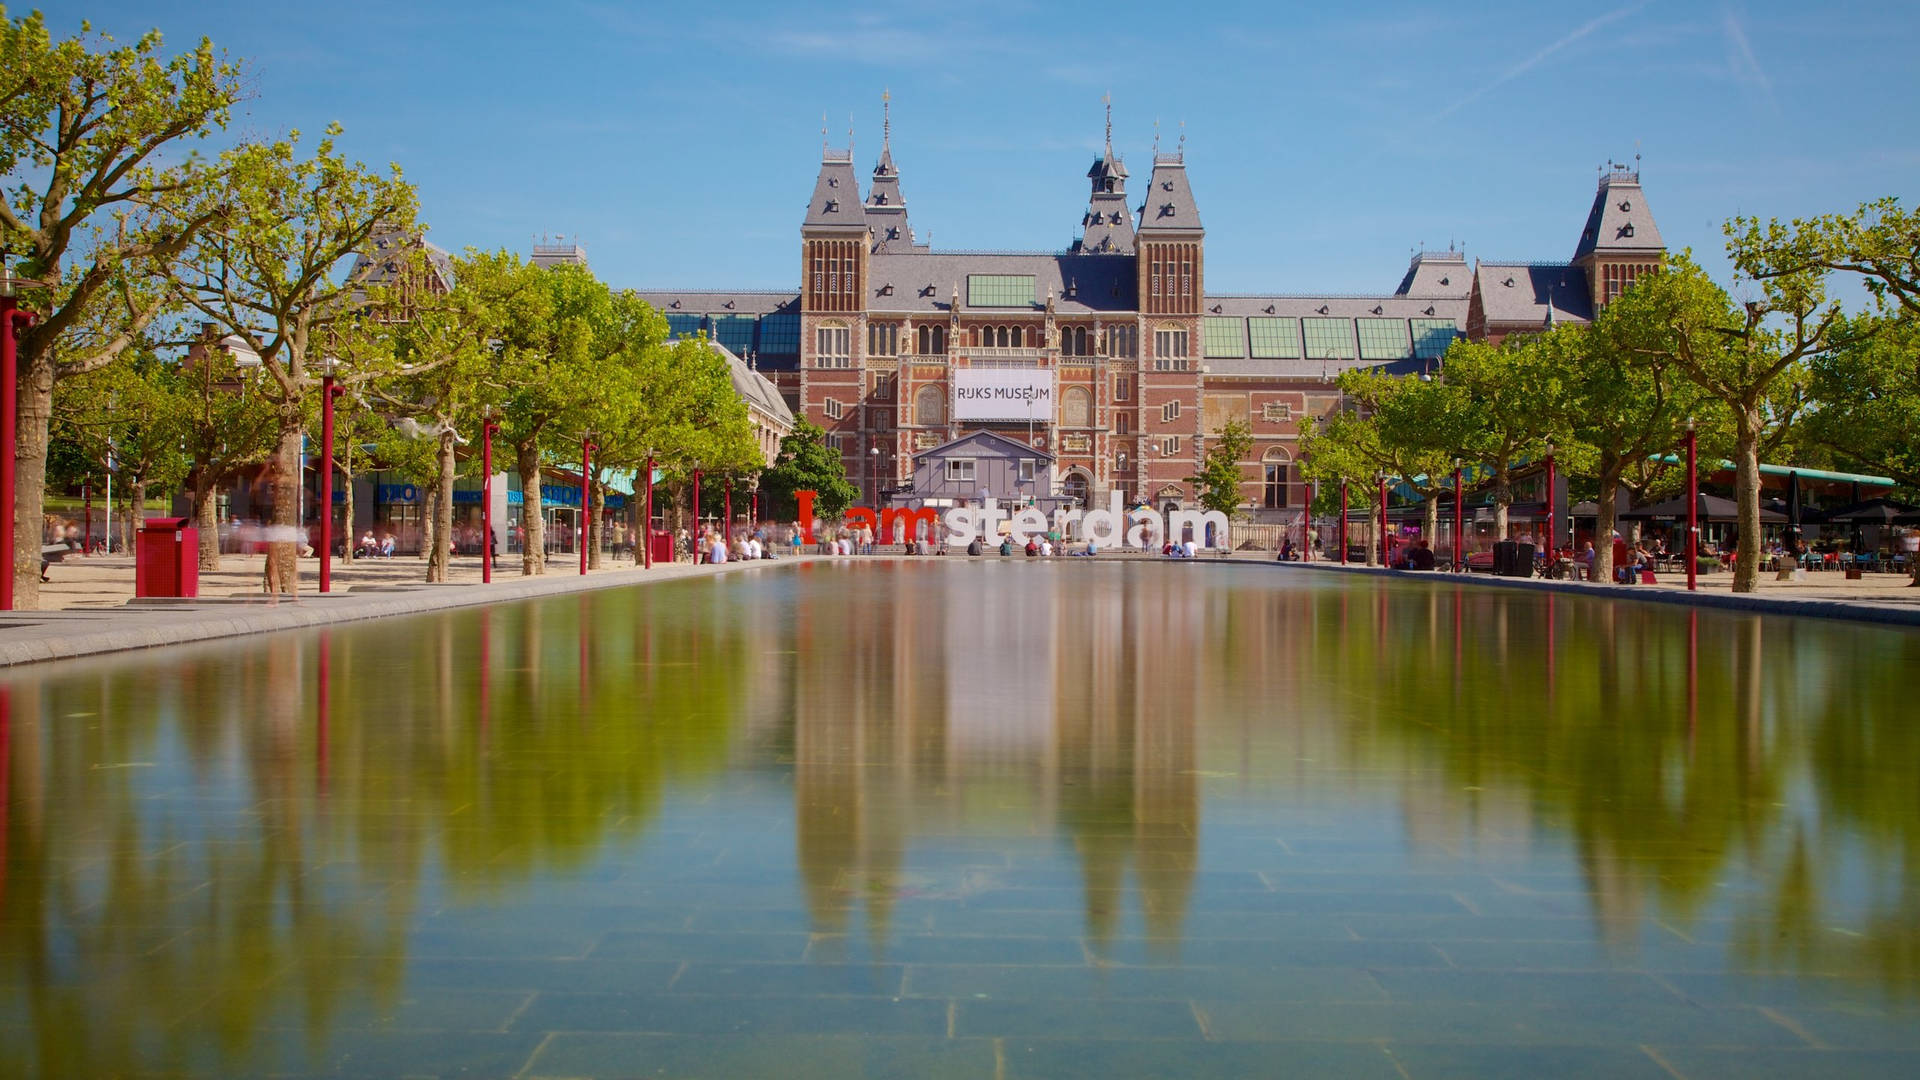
[794,490,1229,550]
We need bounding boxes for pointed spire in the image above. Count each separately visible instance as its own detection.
[1102,91,1113,156]
[821,112,829,158]
[883,88,891,152]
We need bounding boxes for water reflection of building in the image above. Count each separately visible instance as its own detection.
[791,563,1198,956]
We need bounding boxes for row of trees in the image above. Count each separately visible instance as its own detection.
[1289,201,1920,593]
[5,12,802,605]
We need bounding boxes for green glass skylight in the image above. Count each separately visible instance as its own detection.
[967,275,1036,308]
[1410,318,1458,360]
[1357,318,1411,360]
[1248,317,1301,359]
[1303,318,1354,359]
[1202,316,1244,358]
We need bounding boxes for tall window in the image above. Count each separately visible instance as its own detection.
[814,323,851,368]
[1103,325,1136,358]
[823,398,843,421]
[1114,375,1131,401]
[916,324,946,354]
[1162,436,1182,457]
[1161,400,1181,423]
[1116,413,1130,435]
[1018,459,1036,483]
[867,322,898,357]
[1263,450,1293,509]
[1153,325,1189,371]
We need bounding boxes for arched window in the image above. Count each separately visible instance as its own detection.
[932,325,945,353]
[1062,386,1092,428]
[915,384,945,427]
[1061,472,1090,506]
[1262,446,1293,509]
[996,326,1010,348]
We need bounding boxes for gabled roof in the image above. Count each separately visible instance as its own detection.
[867,252,1137,314]
[638,290,799,316]
[1076,146,1136,255]
[1136,155,1202,233]
[803,151,867,232]
[915,429,1054,463]
[1472,262,1594,327]
[678,339,794,429]
[1572,167,1664,261]
[350,232,453,292]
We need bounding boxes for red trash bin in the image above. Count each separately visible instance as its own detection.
[136,517,199,598]
[649,529,675,566]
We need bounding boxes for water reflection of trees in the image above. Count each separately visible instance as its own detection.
[0,583,756,1076]
[1340,581,1920,997]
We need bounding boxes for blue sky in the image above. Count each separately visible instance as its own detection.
[45,0,1920,296]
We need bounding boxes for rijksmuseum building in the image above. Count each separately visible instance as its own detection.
[639,113,1665,523]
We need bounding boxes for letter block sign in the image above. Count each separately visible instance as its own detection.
[135,517,200,599]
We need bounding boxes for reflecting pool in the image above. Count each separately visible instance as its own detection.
[3,561,1919,1078]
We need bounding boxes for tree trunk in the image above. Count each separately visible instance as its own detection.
[588,481,604,570]
[1594,472,1619,585]
[1732,412,1763,594]
[270,419,302,596]
[1422,495,1439,553]
[190,471,222,570]
[426,426,456,582]
[128,480,147,554]
[11,353,55,608]
[340,468,355,564]
[1366,503,1380,567]
[517,442,545,576]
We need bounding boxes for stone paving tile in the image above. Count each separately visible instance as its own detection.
[1001,1038,1402,1079]
[398,957,681,994]
[1191,890,1474,915]
[1771,1006,1920,1049]
[1651,1047,1920,1079]
[588,930,812,963]
[1343,913,1680,944]
[1387,1042,1673,1079]
[1197,1000,1808,1047]
[1431,938,1726,972]
[1659,972,1913,1010]
[956,997,1203,1040]
[1371,970,1683,1007]
[811,933,1088,966]
[902,962,1388,1003]
[1162,938,1446,969]
[524,1033,995,1080]
[670,962,906,997]
[510,991,950,1037]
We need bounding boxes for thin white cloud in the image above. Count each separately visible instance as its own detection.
[1721,4,1778,106]
[1437,1,1655,118]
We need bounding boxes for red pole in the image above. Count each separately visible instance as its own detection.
[1338,480,1349,565]
[580,436,592,576]
[1453,464,1464,572]
[481,417,495,584]
[83,481,91,554]
[319,374,337,592]
[1685,423,1698,592]
[724,482,733,548]
[0,299,31,611]
[692,468,702,561]
[643,455,654,569]
[1378,474,1389,566]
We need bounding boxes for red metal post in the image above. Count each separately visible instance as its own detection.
[319,374,338,592]
[642,455,654,569]
[481,417,496,584]
[580,436,592,576]
[1685,423,1698,592]
[724,482,733,548]
[1453,465,1464,572]
[1377,474,1389,566]
[1339,480,1349,565]
[82,481,91,554]
[692,468,702,561]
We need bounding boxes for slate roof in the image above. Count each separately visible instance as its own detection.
[1472,262,1594,327]
[803,151,867,231]
[866,252,1138,314]
[350,233,453,291]
[637,290,799,316]
[1137,155,1202,233]
[1076,148,1136,255]
[1393,251,1472,298]
[1572,168,1664,261]
[682,339,795,429]
[1196,294,1468,379]
[866,138,928,254]
[916,429,1055,463]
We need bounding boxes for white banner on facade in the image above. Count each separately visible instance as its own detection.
[953,369,1055,422]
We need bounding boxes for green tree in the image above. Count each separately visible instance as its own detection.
[169,127,419,591]
[175,333,280,568]
[0,10,243,605]
[1442,335,1559,539]
[1633,249,1838,592]
[1557,295,1724,583]
[1299,410,1381,562]
[761,421,857,522]
[52,346,192,551]
[1188,418,1253,519]
[1335,369,1478,550]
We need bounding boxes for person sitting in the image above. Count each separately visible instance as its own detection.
[1183,539,1199,558]
[1040,538,1053,557]
[357,530,377,558]
[1281,538,1296,562]
[1409,540,1437,571]
[968,538,984,557]
[1025,538,1039,558]
[378,533,396,558]
[999,537,1014,557]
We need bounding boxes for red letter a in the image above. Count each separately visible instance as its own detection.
[797,490,817,544]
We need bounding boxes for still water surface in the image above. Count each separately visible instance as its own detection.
[2,561,1918,1078]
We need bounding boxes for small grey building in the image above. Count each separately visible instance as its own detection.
[886,431,1077,515]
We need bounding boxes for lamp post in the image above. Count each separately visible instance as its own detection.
[1685,417,1698,592]
[642,453,654,569]
[481,407,498,584]
[723,475,733,548]
[318,361,342,592]
[1453,459,1464,572]
[692,468,702,561]
[869,444,881,507]
[1,269,46,611]
[1376,471,1389,567]
[579,433,593,576]
[1543,440,1556,565]
[1338,479,1349,565]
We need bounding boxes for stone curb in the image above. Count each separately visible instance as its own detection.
[1225,558,1920,629]
[0,557,812,669]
